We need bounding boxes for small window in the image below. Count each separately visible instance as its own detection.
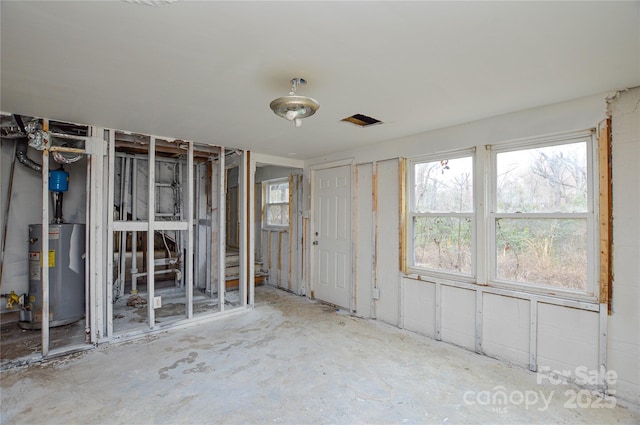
[409,151,475,276]
[263,178,290,228]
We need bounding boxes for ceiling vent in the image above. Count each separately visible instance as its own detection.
[341,114,382,127]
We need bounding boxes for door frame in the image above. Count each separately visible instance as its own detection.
[251,154,304,295]
[309,159,356,312]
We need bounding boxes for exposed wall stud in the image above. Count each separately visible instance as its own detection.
[598,118,612,311]
[41,142,50,356]
[217,148,226,311]
[147,137,156,329]
[598,303,608,393]
[529,298,538,372]
[475,289,483,354]
[186,140,194,318]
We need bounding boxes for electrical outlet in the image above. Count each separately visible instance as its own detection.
[153,296,162,309]
[372,288,380,300]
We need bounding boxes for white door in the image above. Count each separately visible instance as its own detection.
[313,165,351,309]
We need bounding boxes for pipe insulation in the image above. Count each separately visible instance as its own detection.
[15,137,42,172]
[12,115,42,172]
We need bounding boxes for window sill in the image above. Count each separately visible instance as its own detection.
[401,272,600,308]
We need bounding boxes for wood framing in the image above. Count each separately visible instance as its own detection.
[398,158,407,274]
[598,118,612,310]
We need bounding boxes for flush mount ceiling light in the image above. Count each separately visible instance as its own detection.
[270,78,319,128]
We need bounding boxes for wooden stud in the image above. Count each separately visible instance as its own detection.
[598,118,612,310]
[398,158,407,274]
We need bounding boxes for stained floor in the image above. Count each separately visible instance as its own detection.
[0,286,238,366]
[1,285,638,425]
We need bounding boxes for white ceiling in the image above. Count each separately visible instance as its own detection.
[1,1,639,160]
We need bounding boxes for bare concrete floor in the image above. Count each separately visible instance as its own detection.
[0,286,239,366]
[1,285,638,425]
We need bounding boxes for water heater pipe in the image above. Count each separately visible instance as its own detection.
[13,115,42,172]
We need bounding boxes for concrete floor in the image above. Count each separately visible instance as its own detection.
[0,286,239,366]
[1,285,638,425]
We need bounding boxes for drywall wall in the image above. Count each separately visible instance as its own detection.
[373,159,401,326]
[264,230,290,289]
[0,140,87,313]
[260,171,303,294]
[401,278,436,338]
[306,91,640,407]
[607,87,640,406]
[440,285,476,351]
[482,294,530,366]
[537,303,599,373]
[355,163,373,318]
[255,166,298,183]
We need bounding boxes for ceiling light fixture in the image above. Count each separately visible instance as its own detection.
[270,78,319,127]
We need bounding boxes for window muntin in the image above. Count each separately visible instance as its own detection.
[263,179,290,228]
[410,154,474,276]
[490,135,595,295]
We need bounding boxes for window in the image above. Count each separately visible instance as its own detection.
[490,132,595,294]
[409,151,474,276]
[263,178,290,228]
[405,130,597,300]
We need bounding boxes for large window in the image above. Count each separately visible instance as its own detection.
[491,133,594,294]
[406,130,597,299]
[409,151,474,276]
[263,178,290,228]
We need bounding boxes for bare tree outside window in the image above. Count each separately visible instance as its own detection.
[494,141,589,290]
[411,155,474,275]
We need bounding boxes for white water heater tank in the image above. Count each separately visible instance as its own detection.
[20,223,85,329]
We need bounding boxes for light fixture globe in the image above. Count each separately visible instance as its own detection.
[270,78,319,126]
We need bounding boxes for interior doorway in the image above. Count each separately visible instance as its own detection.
[253,160,304,298]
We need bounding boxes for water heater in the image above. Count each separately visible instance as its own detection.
[20,223,86,329]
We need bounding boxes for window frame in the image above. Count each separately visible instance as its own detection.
[403,130,599,302]
[406,148,477,281]
[488,130,598,299]
[262,177,290,230]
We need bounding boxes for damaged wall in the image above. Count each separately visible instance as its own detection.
[607,87,640,406]
[306,91,639,407]
[256,166,303,293]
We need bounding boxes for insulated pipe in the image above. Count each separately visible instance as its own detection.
[12,115,42,173]
[15,136,42,172]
